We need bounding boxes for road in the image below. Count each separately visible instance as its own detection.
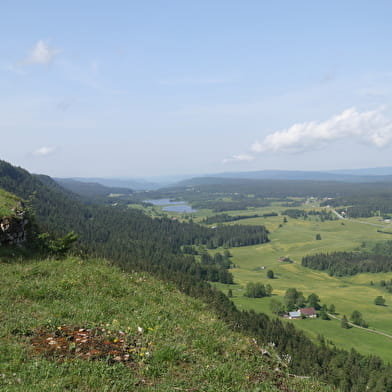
[327,313,392,339]
[330,208,389,228]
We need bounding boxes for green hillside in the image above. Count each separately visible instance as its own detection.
[0,257,334,392]
[0,188,20,217]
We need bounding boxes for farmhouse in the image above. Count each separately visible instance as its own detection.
[299,307,317,318]
[288,311,301,319]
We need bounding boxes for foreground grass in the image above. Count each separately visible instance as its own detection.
[0,257,335,392]
[0,189,20,217]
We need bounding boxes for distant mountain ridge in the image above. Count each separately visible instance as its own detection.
[66,177,162,190]
[330,166,392,176]
[59,167,392,191]
[175,168,392,187]
[55,178,134,198]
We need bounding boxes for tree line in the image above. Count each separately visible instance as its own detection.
[302,250,392,276]
[282,209,337,221]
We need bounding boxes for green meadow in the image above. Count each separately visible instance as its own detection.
[128,199,392,361]
[0,189,21,217]
[210,208,392,362]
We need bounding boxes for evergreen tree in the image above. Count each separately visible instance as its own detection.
[307,293,321,310]
[270,298,285,315]
[267,269,274,279]
[374,296,386,306]
[341,315,350,329]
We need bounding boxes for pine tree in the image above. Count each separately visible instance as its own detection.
[341,315,350,329]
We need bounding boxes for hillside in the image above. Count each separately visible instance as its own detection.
[0,257,334,392]
[55,178,134,199]
[1,160,392,391]
[0,188,21,217]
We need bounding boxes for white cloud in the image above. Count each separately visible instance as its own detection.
[33,146,57,156]
[25,40,60,65]
[251,107,392,153]
[222,154,255,164]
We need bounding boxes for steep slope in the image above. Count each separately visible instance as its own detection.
[0,256,335,392]
[0,188,21,217]
[0,189,28,247]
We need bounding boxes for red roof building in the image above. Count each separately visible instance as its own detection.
[299,307,317,318]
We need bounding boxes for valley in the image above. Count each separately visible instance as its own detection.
[144,190,392,362]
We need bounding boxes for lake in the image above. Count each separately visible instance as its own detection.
[145,199,197,213]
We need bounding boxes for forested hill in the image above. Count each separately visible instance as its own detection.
[170,177,392,198]
[2,159,392,391]
[0,159,268,284]
[177,169,392,184]
[55,178,134,200]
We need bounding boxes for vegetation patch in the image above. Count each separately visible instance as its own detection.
[29,325,150,364]
[0,188,20,217]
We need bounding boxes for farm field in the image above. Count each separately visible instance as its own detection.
[206,205,392,362]
[138,196,392,361]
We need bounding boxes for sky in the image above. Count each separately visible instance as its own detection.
[2,1,392,178]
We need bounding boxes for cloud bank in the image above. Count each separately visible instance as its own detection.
[222,154,255,164]
[251,107,392,153]
[26,40,60,65]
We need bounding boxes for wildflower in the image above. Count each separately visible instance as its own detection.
[137,326,143,333]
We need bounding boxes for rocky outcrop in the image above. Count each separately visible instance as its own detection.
[0,203,28,246]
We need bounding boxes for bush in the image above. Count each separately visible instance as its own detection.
[374,296,386,306]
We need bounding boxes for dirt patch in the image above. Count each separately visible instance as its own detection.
[29,325,151,364]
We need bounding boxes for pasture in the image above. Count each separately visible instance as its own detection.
[213,207,392,362]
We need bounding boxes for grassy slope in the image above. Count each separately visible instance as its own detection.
[0,257,335,392]
[211,209,392,362]
[0,189,20,217]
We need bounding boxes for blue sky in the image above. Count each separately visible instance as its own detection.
[2,1,392,177]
